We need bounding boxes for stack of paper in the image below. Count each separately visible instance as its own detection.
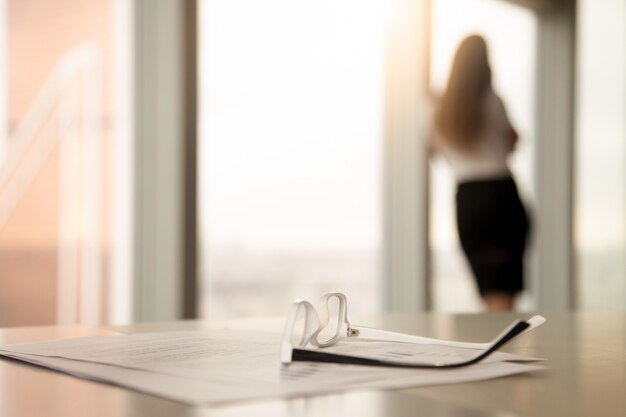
[0,329,544,405]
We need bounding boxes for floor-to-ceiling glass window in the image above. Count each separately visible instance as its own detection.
[198,0,386,318]
[429,0,537,311]
[575,0,626,309]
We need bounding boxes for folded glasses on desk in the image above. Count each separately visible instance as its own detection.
[280,292,546,369]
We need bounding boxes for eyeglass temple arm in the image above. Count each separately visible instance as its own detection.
[352,315,545,350]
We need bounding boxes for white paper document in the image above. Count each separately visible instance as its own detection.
[0,329,545,405]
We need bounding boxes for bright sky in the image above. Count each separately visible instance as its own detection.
[199,0,385,251]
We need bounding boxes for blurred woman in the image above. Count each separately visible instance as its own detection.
[432,35,529,311]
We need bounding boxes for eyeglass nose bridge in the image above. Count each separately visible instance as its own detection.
[280,300,321,364]
[285,300,321,345]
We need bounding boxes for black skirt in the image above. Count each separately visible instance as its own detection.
[456,176,529,296]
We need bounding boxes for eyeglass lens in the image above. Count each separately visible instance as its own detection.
[289,303,310,348]
[316,294,342,344]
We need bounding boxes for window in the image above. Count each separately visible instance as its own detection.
[575,0,626,309]
[429,0,537,311]
[198,0,387,318]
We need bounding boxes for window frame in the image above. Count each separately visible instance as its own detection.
[131,0,198,322]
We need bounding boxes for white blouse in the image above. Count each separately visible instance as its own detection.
[433,89,516,183]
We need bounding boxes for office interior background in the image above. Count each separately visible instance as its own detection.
[0,0,623,327]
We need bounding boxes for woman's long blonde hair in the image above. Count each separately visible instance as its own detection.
[435,35,491,151]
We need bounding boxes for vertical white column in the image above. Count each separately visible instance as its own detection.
[79,45,102,325]
[383,0,431,312]
[0,0,6,164]
[57,70,80,325]
[0,6,8,403]
[108,0,134,325]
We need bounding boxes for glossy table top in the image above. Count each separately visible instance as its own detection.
[1,311,624,417]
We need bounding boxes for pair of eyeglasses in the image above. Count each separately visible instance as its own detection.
[280,292,546,368]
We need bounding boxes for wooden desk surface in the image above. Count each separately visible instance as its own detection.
[1,312,624,417]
